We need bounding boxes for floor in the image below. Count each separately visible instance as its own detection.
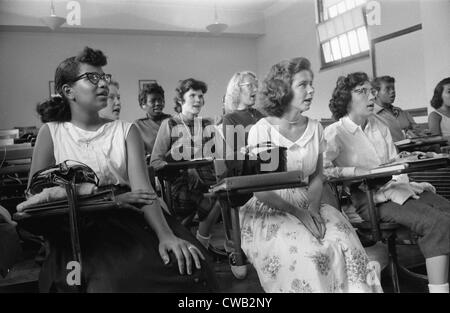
[0,222,434,293]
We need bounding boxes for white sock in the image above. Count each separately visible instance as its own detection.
[196,231,211,249]
[428,283,449,293]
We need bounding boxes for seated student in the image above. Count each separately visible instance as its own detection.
[428,77,450,143]
[372,76,424,142]
[134,83,171,157]
[99,79,121,120]
[240,57,382,293]
[150,78,221,250]
[324,72,450,293]
[222,71,265,154]
[29,47,217,292]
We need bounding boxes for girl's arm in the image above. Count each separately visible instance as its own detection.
[306,154,324,214]
[149,119,171,170]
[27,124,55,189]
[126,125,173,239]
[126,125,204,275]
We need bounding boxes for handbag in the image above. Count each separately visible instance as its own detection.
[13,160,120,290]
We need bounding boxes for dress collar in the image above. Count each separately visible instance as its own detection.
[263,117,315,149]
[341,115,376,134]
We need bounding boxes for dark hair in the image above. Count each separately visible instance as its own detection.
[259,57,313,117]
[173,78,208,113]
[430,77,450,109]
[36,47,108,123]
[329,72,369,120]
[372,75,395,91]
[139,83,165,107]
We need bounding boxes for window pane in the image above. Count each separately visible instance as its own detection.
[337,1,347,14]
[356,26,369,51]
[326,20,337,38]
[322,42,334,63]
[347,30,360,54]
[345,0,355,9]
[323,9,329,21]
[330,37,342,60]
[342,11,355,31]
[338,34,351,57]
[329,5,338,18]
[334,16,345,34]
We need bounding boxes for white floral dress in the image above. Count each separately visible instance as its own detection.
[240,118,383,293]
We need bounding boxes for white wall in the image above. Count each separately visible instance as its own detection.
[0,31,257,129]
[256,0,446,120]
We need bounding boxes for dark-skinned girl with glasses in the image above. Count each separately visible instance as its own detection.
[27,47,217,292]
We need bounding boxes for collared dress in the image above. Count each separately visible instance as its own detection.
[150,114,216,221]
[239,117,382,293]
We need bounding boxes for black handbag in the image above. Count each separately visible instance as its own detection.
[216,142,288,207]
[13,160,120,290]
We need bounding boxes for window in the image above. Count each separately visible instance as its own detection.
[316,0,370,68]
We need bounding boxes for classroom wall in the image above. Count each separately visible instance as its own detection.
[256,0,446,121]
[0,31,258,129]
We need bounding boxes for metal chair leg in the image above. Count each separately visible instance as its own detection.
[387,234,400,293]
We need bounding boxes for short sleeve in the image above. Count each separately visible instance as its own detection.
[247,119,272,152]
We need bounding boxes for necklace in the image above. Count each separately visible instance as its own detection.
[285,117,303,124]
[179,113,201,140]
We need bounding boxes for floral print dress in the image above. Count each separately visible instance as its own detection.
[240,118,382,293]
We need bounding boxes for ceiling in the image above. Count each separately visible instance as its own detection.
[0,0,285,37]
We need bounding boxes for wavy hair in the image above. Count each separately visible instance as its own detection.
[224,71,257,114]
[329,72,369,120]
[259,57,313,117]
[430,77,450,109]
[173,78,208,113]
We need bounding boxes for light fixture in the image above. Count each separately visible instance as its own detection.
[40,0,66,30]
[206,3,228,34]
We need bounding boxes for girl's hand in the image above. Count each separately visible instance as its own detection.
[158,235,205,275]
[292,208,324,240]
[115,190,158,212]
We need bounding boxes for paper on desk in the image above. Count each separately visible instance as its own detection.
[16,183,97,212]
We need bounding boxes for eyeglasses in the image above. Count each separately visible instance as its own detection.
[352,87,377,96]
[73,72,112,85]
[239,82,259,90]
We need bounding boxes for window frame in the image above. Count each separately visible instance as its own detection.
[316,0,370,70]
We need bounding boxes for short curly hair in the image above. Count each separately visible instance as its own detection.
[329,72,370,120]
[173,78,208,113]
[259,57,313,117]
[430,77,450,109]
[372,75,395,92]
[139,82,164,107]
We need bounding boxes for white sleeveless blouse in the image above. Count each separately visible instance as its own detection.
[47,120,132,186]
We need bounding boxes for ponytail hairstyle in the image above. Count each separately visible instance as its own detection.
[36,47,108,123]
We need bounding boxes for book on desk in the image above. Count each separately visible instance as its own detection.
[394,135,444,146]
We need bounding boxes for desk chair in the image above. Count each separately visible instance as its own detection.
[326,156,450,292]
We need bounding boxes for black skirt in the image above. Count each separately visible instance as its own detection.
[38,210,219,292]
